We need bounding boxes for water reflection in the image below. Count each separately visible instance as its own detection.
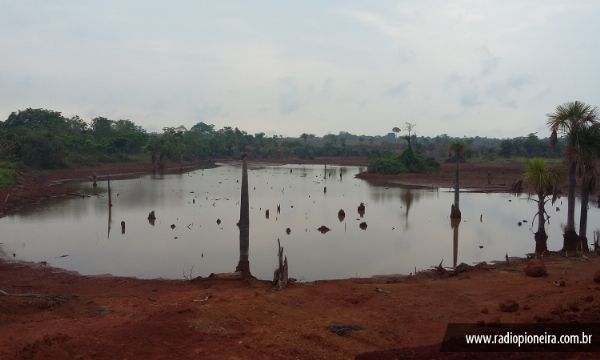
[451,217,460,268]
[2,164,599,281]
[108,203,112,238]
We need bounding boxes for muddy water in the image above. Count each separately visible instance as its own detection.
[1,164,598,281]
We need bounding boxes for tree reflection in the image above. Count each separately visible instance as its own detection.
[451,217,460,269]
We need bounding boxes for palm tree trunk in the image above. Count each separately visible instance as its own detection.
[454,156,460,209]
[563,159,579,251]
[579,171,591,251]
[535,192,548,254]
[567,159,577,231]
[450,155,461,219]
[236,156,250,277]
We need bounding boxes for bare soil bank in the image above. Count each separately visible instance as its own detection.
[356,161,526,192]
[1,255,599,359]
[0,161,214,218]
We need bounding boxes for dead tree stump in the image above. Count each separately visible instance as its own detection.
[273,239,288,289]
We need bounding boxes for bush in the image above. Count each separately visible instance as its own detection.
[368,149,439,174]
[368,154,408,174]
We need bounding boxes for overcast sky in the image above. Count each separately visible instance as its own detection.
[1,1,599,137]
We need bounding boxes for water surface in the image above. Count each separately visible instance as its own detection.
[1,164,598,281]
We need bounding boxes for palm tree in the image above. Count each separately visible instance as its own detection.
[547,101,598,251]
[576,123,600,251]
[523,158,563,254]
[449,140,466,219]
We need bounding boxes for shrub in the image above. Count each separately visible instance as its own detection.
[368,149,439,174]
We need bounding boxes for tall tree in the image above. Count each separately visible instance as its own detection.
[523,158,563,254]
[576,123,600,251]
[547,101,598,251]
[403,122,416,150]
[449,140,466,219]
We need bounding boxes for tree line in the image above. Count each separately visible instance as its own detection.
[0,107,567,174]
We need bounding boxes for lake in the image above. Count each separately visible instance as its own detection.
[1,164,598,281]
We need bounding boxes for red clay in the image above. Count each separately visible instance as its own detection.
[1,256,599,359]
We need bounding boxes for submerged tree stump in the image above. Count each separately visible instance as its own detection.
[273,239,288,289]
[357,203,365,217]
[147,211,156,226]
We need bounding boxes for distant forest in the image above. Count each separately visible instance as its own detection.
[0,108,566,172]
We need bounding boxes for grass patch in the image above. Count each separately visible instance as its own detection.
[0,168,16,187]
[0,161,18,187]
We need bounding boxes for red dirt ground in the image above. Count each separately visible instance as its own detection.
[1,256,599,359]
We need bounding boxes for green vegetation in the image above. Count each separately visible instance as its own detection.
[368,148,440,174]
[523,158,563,254]
[0,107,574,188]
[546,101,600,251]
[0,109,148,168]
[0,161,17,187]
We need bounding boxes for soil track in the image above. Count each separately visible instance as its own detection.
[1,256,599,359]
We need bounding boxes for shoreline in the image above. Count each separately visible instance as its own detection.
[0,160,215,218]
[354,161,527,193]
[0,158,535,219]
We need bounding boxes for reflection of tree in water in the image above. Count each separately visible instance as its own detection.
[107,202,112,239]
[400,189,419,223]
[451,217,460,269]
[366,186,430,229]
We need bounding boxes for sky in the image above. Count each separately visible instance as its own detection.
[1,0,599,138]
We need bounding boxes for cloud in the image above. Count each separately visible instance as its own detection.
[384,81,410,96]
[278,77,302,115]
[1,1,600,137]
[193,104,229,123]
[460,92,481,107]
[486,75,533,107]
[348,10,403,41]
